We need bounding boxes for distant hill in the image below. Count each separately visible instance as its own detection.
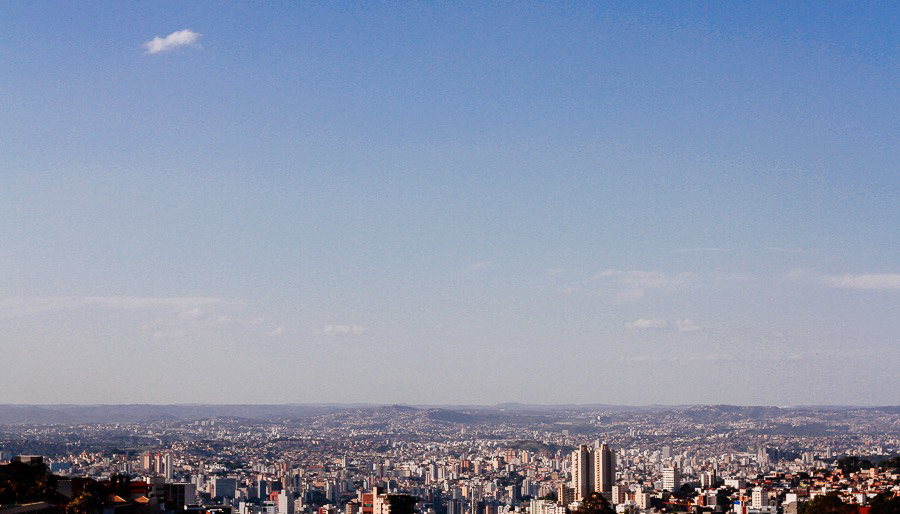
[0,405,75,424]
[425,408,476,424]
[0,403,896,425]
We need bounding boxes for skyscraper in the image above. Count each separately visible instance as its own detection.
[165,453,174,480]
[594,443,614,495]
[663,465,681,492]
[142,452,154,472]
[571,445,593,501]
[570,443,616,501]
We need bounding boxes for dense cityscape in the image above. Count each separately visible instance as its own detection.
[1,404,898,514]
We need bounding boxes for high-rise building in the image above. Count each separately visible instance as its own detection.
[326,481,339,502]
[751,488,769,509]
[556,484,574,505]
[258,479,269,499]
[594,443,614,495]
[662,446,672,460]
[164,483,197,511]
[662,466,681,492]
[506,485,519,504]
[571,445,593,501]
[611,485,626,505]
[637,491,651,510]
[278,491,294,514]
[212,477,237,500]
[570,443,615,500]
[142,452,154,472]
[700,470,717,489]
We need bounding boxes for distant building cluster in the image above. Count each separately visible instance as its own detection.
[0,406,898,514]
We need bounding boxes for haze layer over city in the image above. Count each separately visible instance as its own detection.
[1,2,898,408]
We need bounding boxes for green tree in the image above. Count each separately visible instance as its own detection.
[384,494,418,514]
[572,492,615,514]
[0,460,56,505]
[674,483,696,500]
[870,492,900,514]
[66,491,105,514]
[878,456,900,473]
[836,457,873,474]
[66,479,109,514]
[799,493,855,514]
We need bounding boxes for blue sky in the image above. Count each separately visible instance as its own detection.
[1,2,897,405]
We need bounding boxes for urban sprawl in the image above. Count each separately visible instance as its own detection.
[1,404,898,514]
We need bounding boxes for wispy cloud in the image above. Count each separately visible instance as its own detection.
[316,324,368,337]
[675,318,704,332]
[626,353,734,363]
[624,318,668,330]
[268,327,285,337]
[594,270,692,302]
[143,306,233,339]
[175,306,231,325]
[0,296,221,319]
[143,29,201,54]
[0,295,280,342]
[624,317,705,332]
[822,273,900,290]
[673,247,731,253]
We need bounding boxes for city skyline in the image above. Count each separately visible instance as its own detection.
[1,2,898,406]
[3,403,897,514]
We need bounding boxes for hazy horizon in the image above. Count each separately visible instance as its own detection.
[1,2,897,406]
[0,402,897,408]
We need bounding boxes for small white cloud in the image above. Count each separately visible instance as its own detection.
[143,29,201,54]
[624,318,669,330]
[317,324,368,337]
[623,317,706,332]
[822,273,900,290]
[268,327,285,337]
[140,305,235,339]
[178,307,205,321]
[676,319,704,332]
[174,307,231,326]
[593,269,691,302]
[672,247,731,253]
